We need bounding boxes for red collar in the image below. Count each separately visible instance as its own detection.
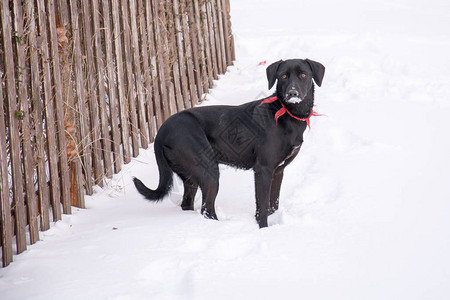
[259,96,322,128]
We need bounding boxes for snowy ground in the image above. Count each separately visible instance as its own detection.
[1,0,450,299]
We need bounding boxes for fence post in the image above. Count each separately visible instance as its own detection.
[12,0,40,244]
[0,60,13,268]
[129,0,150,149]
[68,0,92,204]
[36,0,64,216]
[190,0,209,96]
[54,0,84,207]
[1,0,28,254]
[120,0,141,158]
[215,0,228,72]
[100,0,123,173]
[199,0,214,87]
[80,0,104,186]
[47,0,72,213]
[172,0,191,110]
[225,0,235,61]
[92,0,113,179]
[111,0,132,164]
[180,0,200,106]
[136,0,157,141]
[160,1,181,115]
[24,0,51,231]
[150,0,171,124]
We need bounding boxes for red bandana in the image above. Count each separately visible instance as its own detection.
[259,96,322,128]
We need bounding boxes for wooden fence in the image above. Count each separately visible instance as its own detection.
[0,0,235,267]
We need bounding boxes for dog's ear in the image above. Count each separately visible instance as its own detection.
[266,60,283,90]
[306,59,325,87]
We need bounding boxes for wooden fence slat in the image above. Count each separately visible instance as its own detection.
[136,0,156,141]
[215,0,228,72]
[180,0,200,106]
[129,0,150,149]
[206,0,219,79]
[64,1,85,207]
[172,0,191,110]
[92,0,113,179]
[129,0,150,148]
[190,0,209,95]
[210,0,224,75]
[47,0,72,212]
[101,0,122,173]
[145,0,165,129]
[24,0,51,231]
[56,0,70,25]
[150,0,171,123]
[111,0,132,164]
[1,0,27,253]
[54,1,83,207]
[120,0,140,158]
[80,0,103,186]
[0,63,13,268]
[225,0,235,61]
[12,0,39,244]
[163,1,184,113]
[155,0,177,117]
[165,3,179,115]
[81,0,104,186]
[69,0,92,201]
[37,0,64,217]
[221,0,232,65]
[23,7,46,233]
[199,0,215,87]
[72,157,85,208]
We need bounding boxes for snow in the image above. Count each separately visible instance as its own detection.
[2,0,450,299]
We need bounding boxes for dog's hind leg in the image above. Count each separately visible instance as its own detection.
[162,120,219,219]
[181,180,198,211]
[199,172,219,220]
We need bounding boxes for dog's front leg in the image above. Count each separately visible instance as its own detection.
[269,170,284,214]
[254,164,273,228]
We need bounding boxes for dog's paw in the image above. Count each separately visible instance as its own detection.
[201,208,218,220]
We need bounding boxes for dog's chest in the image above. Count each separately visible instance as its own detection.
[278,145,301,168]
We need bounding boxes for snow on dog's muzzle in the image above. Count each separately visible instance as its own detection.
[286,96,302,104]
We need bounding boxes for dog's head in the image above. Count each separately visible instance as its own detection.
[266,59,325,105]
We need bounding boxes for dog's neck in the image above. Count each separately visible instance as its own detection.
[276,84,315,119]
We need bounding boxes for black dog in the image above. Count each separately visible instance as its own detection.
[133,59,325,228]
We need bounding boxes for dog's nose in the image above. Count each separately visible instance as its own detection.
[288,89,299,98]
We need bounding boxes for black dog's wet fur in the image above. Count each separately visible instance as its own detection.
[133,59,325,228]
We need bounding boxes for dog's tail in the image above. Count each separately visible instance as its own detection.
[133,146,173,201]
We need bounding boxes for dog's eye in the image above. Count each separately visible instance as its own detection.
[281,74,287,79]
[299,73,306,79]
